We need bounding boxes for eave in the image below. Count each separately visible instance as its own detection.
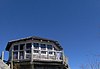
[5,36,63,51]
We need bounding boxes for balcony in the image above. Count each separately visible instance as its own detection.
[32,51,63,62]
[12,47,67,64]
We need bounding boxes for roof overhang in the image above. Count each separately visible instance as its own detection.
[5,36,63,51]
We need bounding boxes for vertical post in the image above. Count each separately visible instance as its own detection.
[55,51,57,60]
[24,44,26,59]
[39,45,41,59]
[18,45,19,60]
[39,50,41,59]
[62,51,65,64]
[11,50,13,69]
[47,50,49,59]
[1,51,4,61]
[31,44,34,69]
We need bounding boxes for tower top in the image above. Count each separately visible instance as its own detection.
[5,36,63,51]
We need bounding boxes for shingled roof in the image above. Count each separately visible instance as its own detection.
[5,36,63,51]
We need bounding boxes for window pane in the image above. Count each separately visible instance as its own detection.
[26,54,31,59]
[49,52,53,54]
[41,51,46,54]
[47,45,52,50]
[19,51,24,59]
[13,52,18,59]
[26,50,31,54]
[34,43,39,49]
[14,45,18,50]
[41,44,46,50]
[34,50,39,53]
[20,44,25,50]
[54,47,57,51]
[26,43,32,49]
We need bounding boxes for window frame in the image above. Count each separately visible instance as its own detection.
[19,44,25,50]
[33,43,39,49]
[40,44,46,50]
[33,50,39,54]
[47,45,53,50]
[48,51,54,55]
[19,51,24,59]
[41,51,47,55]
[26,43,32,50]
[13,51,18,59]
[13,45,19,51]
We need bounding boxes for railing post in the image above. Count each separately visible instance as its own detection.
[31,45,34,69]
[47,50,49,59]
[39,50,41,59]
[62,51,65,64]
[55,51,56,60]
[31,46,33,62]
[11,50,13,69]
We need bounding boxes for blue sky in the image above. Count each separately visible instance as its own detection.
[0,0,100,69]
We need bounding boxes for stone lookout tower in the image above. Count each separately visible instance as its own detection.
[5,36,69,69]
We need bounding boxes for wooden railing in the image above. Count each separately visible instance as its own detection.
[32,51,63,61]
[31,46,68,63]
[12,47,68,65]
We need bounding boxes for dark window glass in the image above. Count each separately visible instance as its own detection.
[13,52,18,59]
[26,54,31,59]
[14,45,18,50]
[41,44,46,50]
[26,50,31,54]
[34,50,39,53]
[41,51,46,54]
[26,43,32,49]
[20,44,25,50]
[54,47,57,50]
[19,51,24,59]
[49,52,53,54]
[47,45,52,50]
[34,43,39,49]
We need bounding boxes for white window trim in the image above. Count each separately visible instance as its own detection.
[33,42,40,50]
[40,43,47,51]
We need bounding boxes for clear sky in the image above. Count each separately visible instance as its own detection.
[0,0,100,69]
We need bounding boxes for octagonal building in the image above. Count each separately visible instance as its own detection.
[6,36,69,69]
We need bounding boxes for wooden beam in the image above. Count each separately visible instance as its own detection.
[31,45,34,69]
[11,50,13,69]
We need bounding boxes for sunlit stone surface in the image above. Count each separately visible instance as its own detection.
[0,60,10,69]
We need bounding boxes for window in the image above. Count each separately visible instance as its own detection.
[34,43,39,49]
[19,51,24,59]
[41,51,46,54]
[49,52,53,55]
[26,50,31,54]
[26,54,31,59]
[40,44,46,50]
[34,50,39,53]
[13,45,18,50]
[26,43,32,50]
[20,44,25,50]
[47,45,52,50]
[26,50,31,59]
[54,47,57,50]
[13,52,18,59]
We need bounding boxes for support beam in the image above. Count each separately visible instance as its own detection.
[31,45,34,69]
[11,50,13,69]
[62,51,65,64]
